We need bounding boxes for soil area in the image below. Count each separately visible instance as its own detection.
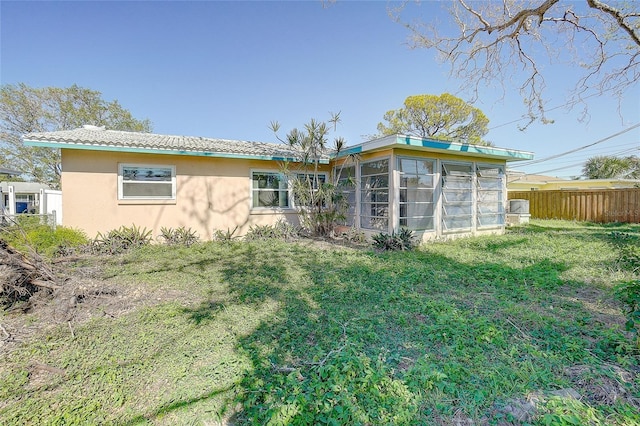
[0,256,192,357]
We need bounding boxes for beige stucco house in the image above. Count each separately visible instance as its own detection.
[23,126,533,242]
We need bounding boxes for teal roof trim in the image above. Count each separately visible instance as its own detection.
[396,136,534,160]
[23,139,329,164]
[334,145,363,158]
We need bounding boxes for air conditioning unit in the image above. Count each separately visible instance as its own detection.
[509,199,530,214]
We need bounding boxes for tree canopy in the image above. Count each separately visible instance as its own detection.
[393,1,640,125]
[377,93,490,145]
[0,83,152,189]
[582,155,640,179]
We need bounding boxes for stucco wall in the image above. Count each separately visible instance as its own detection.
[61,149,327,239]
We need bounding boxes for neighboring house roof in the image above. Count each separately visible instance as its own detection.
[507,173,568,184]
[0,181,50,193]
[508,175,640,190]
[0,167,22,175]
[23,126,534,164]
[23,125,326,163]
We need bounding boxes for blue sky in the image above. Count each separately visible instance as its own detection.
[1,1,638,178]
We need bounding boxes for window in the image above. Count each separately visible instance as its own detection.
[335,164,356,226]
[476,165,505,228]
[360,159,389,230]
[252,172,290,208]
[398,157,435,231]
[251,171,329,209]
[442,162,473,231]
[294,173,327,208]
[118,164,175,200]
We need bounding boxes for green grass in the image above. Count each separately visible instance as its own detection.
[1,220,639,425]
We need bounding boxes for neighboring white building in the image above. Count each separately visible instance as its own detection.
[0,181,63,225]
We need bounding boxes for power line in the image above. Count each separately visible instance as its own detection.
[529,163,588,176]
[518,145,640,177]
[488,86,624,131]
[516,123,640,167]
[520,144,639,167]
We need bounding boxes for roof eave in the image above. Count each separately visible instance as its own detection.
[333,134,534,162]
[23,139,330,164]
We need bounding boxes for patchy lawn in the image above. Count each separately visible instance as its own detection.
[1,220,639,425]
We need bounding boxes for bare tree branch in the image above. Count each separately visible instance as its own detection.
[586,0,640,47]
[392,0,640,125]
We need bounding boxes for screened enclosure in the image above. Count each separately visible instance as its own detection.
[334,155,506,239]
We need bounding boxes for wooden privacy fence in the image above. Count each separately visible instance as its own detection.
[508,188,640,223]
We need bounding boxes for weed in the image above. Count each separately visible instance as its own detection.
[237,346,418,425]
[1,220,638,425]
[616,279,640,345]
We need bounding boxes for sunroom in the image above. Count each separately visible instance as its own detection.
[332,135,533,241]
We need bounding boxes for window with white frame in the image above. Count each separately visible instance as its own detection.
[335,164,356,226]
[118,164,175,200]
[476,164,505,228]
[294,173,327,208]
[360,159,389,230]
[441,162,473,231]
[398,157,436,231]
[251,171,329,209]
[252,171,290,208]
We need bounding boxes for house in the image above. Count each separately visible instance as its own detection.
[0,181,62,225]
[0,181,50,215]
[0,167,22,222]
[23,126,533,241]
[508,173,640,191]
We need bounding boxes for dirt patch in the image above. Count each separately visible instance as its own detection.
[565,364,640,409]
[0,255,194,357]
[556,284,625,330]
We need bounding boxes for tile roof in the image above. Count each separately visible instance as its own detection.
[23,126,323,162]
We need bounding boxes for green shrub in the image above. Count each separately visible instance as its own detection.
[212,226,238,242]
[91,225,152,254]
[158,226,199,246]
[32,226,88,257]
[244,219,300,241]
[0,224,88,258]
[372,228,416,251]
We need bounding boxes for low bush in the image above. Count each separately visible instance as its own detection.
[335,226,368,244]
[372,228,416,251]
[158,226,199,246]
[244,219,300,241]
[212,226,238,242]
[91,225,152,254]
[0,224,88,258]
